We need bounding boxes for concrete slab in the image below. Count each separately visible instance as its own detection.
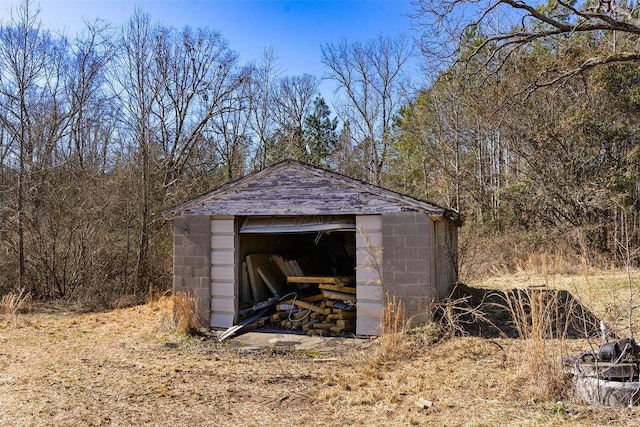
[223,331,374,354]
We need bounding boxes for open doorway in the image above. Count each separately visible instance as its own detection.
[236,215,357,335]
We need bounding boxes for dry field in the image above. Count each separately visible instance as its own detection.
[2,269,640,426]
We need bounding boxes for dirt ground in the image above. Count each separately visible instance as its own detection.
[2,272,640,426]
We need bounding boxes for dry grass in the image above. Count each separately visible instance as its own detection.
[0,288,31,326]
[498,288,575,400]
[373,295,406,364]
[2,271,640,425]
[169,291,200,334]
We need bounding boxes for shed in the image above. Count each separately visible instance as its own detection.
[163,160,462,336]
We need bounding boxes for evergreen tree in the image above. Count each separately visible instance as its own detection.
[303,97,338,167]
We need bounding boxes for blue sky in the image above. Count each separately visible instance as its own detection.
[0,0,417,102]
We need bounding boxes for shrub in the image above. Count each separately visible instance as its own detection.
[170,291,200,335]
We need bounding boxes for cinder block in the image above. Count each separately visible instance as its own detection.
[394,222,418,236]
[389,247,419,261]
[192,287,210,301]
[192,266,209,278]
[173,277,183,289]
[211,249,235,265]
[185,234,211,248]
[405,235,428,249]
[211,312,234,328]
[183,256,207,269]
[394,271,420,285]
[383,235,405,249]
[382,282,408,297]
[414,214,431,225]
[186,223,211,235]
[173,245,190,257]
[416,222,430,236]
[382,212,416,225]
[406,260,429,274]
[402,297,431,316]
[404,284,431,298]
[182,277,200,289]
[189,244,211,257]
[417,248,430,260]
[356,266,383,285]
[385,259,406,275]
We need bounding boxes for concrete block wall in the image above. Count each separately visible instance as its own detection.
[172,215,212,327]
[381,212,434,323]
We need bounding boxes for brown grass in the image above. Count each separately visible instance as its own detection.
[373,295,406,364]
[2,271,640,425]
[499,288,575,400]
[0,288,31,326]
[169,291,200,334]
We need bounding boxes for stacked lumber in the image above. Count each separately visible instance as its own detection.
[267,276,356,336]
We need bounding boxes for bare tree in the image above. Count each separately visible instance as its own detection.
[412,0,640,89]
[207,75,252,181]
[0,0,68,292]
[110,8,160,295]
[321,35,412,184]
[152,25,245,196]
[247,47,281,170]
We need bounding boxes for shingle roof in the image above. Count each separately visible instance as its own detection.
[163,160,461,222]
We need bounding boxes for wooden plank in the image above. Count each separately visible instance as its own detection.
[257,262,285,296]
[337,319,355,328]
[318,283,356,294]
[292,299,329,315]
[241,261,252,302]
[272,255,294,277]
[289,260,305,276]
[287,276,354,285]
[321,289,357,303]
[291,310,309,320]
[218,307,268,342]
[299,293,324,303]
[246,253,271,302]
[327,311,356,320]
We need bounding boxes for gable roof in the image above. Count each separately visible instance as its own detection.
[163,160,461,222]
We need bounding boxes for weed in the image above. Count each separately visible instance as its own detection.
[170,291,200,335]
[1,288,31,326]
[373,295,406,363]
[498,287,573,400]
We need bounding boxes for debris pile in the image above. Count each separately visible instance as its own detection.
[221,252,357,340]
[238,276,356,336]
[564,322,640,406]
